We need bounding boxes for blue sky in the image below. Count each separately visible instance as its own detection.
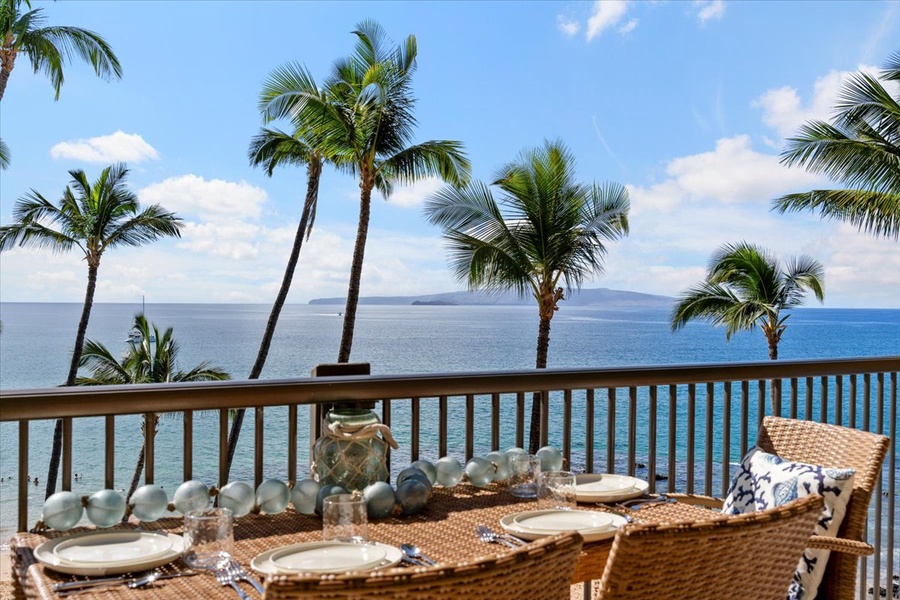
[1,0,898,308]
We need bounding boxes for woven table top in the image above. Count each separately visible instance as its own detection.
[10,485,708,599]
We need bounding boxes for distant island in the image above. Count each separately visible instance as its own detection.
[310,287,674,309]
[411,300,458,306]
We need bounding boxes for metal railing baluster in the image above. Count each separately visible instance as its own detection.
[687,383,695,494]
[648,386,657,494]
[105,415,115,490]
[184,410,193,481]
[668,384,676,494]
[627,387,636,477]
[585,389,594,474]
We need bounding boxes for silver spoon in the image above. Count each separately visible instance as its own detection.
[401,543,437,565]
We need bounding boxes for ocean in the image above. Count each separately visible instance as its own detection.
[0,302,898,548]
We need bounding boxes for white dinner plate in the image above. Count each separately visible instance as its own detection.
[53,531,173,564]
[500,510,628,543]
[574,474,650,503]
[269,542,386,573]
[511,509,615,533]
[251,542,402,576]
[34,532,184,576]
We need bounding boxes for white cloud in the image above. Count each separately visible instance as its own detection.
[50,131,159,163]
[381,177,446,208]
[647,135,819,206]
[139,174,267,222]
[587,0,630,41]
[618,18,638,34]
[556,15,580,37]
[752,65,887,139]
[692,0,725,23]
[177,221,264,260]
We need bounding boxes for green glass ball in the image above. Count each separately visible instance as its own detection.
[363,481,396,519]
[291,479,321,515]
[409,460,437,485]
[435,457,463,488]
[219,482,255,518]
[465,457,494,488]
[130,485,168,522]
[256,479,290,514]
[174,480,210,514]
[86,489,126,528]
[42,491,83,531]
[396,479,429,516]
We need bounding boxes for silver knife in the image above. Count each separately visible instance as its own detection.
[53,571,196,592]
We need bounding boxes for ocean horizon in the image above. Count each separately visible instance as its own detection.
[1,302,898,548]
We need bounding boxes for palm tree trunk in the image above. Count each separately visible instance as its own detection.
[0,67,10,102]
[528,314,552,453]
[225,160,322,480]
[337,175,373,363]
[46,260,99,499]
[125,445,146,506]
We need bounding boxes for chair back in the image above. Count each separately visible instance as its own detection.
[596,494,824,600]
[755,416,890,600]
[262,530,583,600]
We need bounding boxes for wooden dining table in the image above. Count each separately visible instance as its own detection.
[9,483,711,599]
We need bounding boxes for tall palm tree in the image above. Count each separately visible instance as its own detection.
[220,92,336,481]
[671,242,825,360]
[260,20,471,363]
[425,140,630,452]
[0,0,122,101]
[0,163,182,497]
[76,314,230,503]
[772,51,900,240]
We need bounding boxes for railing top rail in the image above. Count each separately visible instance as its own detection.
[1,356,897,422]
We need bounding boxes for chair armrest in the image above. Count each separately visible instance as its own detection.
[664,493,724,510]
[806,536,873,556]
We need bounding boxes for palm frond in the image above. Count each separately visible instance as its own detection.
[772,189,900,240]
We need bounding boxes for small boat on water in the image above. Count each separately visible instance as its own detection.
[126,296,156,343]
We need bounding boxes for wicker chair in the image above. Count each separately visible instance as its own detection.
[670,416,890,600]
[262,530,583,600]
[595,494,824,599]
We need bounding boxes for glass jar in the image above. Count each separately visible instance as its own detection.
[312,408,395,491]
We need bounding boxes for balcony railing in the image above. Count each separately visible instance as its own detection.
[1,356,897,597]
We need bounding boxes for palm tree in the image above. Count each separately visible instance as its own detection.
[220,88,336,481]
[425,140,630,452]
[670,242,825,360]
[260,20,471,363]
[772,51,900,240]
[76,314,230,503]
[0,0,122,101]
[0,163,182,497]
[0,137,8,169]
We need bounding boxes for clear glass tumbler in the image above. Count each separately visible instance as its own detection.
[183,507,233,568]
[508,454,542,498]
[537,470,577,509]
[322,493,368,543]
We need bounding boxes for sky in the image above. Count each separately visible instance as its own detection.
[1,0,899,308]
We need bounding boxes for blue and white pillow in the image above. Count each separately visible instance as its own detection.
[723,448,855,600]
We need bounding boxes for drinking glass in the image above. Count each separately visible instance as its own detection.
[508,454,541,498]
[322,493,368,543]
[537,470,577,509]
[183,507,233,568]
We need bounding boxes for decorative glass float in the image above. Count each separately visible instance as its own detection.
[311,408,399,491]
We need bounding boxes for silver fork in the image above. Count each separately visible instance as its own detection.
[226,559,264,595]
[475,525,525,548]
[215,566,250,600]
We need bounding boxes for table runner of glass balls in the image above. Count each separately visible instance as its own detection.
[38,446,565,532]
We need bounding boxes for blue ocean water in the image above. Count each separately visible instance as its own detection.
[0,302,898,547]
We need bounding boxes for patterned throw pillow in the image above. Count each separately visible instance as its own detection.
[722,448,855,600]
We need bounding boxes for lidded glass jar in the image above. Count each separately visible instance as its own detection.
[312,408,398,491]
